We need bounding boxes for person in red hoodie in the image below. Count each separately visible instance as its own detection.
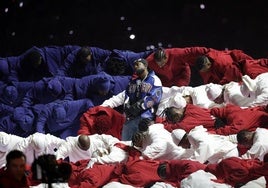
[146,47,209,87]
[157,103,216,133]
[0,150,32,188]
[194,48,253,85]
[205,154,268,187]
[241,58,268,79]
[210,104,268,135]
[78,106,125,140]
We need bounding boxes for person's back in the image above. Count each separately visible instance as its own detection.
[0,132,24,167]
[57,46,112,78]
[35,99,94,139]
[55,134,119,163]
[187,125,238,164]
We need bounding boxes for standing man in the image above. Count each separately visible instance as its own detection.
[102,58,163,141]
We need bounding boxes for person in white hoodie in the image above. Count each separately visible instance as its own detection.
[237,127,268,161]
[0,132,65,167]
[14,132,65,166]
[240,72,268,107]
[55,134,122,163]
[0,132,24,167]
[156,84,220,116]
[173,125,239,164]
[205,81,254,107]
[131,118,192,160]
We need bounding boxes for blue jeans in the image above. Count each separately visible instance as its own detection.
[121,116,141,141]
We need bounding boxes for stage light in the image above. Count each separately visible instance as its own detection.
[69,30,74,35]
[5,8,8,13]
[129,34,135,40]
[200,3,205,9]
[150,45,155,49]
[19,2,23,8]
[127,27,132,31]
[120,16,125,21]
[11,32,16,36]
[158,42,163,47]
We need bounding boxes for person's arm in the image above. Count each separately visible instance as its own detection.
[210,106,227,119]
[35,107,49,134]
[141,140,168,159]
[32,132,65,150]
[100,134,120,147]
[174,62,191,87]
[101,90,125,108]
[55,139,72,160]
[241,143,266,161]
[89,146,128,165]
[219,64,243,85]
[78,106,96,135]
[0,103,14,116]
[7,56,20,82]
[215,120,243,135]
[250,88,268,107]
[56,48,80,76]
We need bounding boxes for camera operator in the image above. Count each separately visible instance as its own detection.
[30,154,72,188]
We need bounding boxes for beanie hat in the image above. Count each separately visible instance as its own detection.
[241,75,257,93]
[3,85,18,104]
[168,93,187,109]
[96,77,111,92]
[171,129,186,145]
[0,132,10,152]
[47,78,63,96]
[134,58,148,66]
[205,83,223,101]
[52,105,67,121]
[13,107,35,132]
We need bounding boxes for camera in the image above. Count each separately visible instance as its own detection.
[31,154,72,184]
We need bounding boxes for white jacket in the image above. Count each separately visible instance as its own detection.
[0,132,24,167]
[139,123,192,160]
[242,128,268,161]
[187,125,238,164]
[55,134,120,163]
[14,132,65,165]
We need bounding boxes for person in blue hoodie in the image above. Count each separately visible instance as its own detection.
[0,57,11,84]
[0,81,35,108]
[57,46,112,78]
[8,45,80,82]
[35,98,94,139]
[74,71,131,106]
[0,107,36,137]
[21,77,73,107]
[104,48,154,76]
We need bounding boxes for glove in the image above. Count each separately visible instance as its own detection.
[125,100,144,119]
[228,134,238,144]
[86,159,96,169]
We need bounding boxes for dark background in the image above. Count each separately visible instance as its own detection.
[1,0,268,58]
